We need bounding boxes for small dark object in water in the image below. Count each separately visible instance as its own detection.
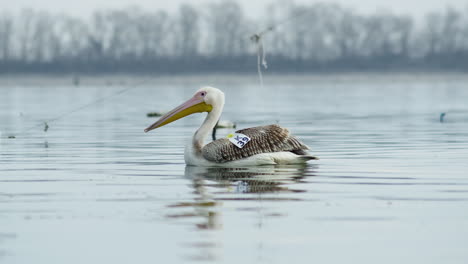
[147,112,163,117]
[440,112,446,123]
[8,135,15,139]
[168,201,217,208]
[73,74,80,86]
[44,122,49,132]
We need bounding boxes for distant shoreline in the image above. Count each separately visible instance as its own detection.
[1,72,467,87]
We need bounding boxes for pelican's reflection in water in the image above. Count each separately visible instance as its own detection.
[186,165,314,194]
[167,165,316,228]
[167,165,316,261]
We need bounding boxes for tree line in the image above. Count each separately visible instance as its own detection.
[0,1,468,74]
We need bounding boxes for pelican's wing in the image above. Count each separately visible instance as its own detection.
[202,124,309,163]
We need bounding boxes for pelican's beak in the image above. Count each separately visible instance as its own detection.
[144,94,212,133]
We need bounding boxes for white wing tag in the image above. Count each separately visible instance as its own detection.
[227,133,251,149]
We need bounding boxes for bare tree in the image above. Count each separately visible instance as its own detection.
[135,10,170,59]
[0,2,467,73]
[30,11,54,62]
[423,11,444,57]
[325,6,365,60]
[440,8,462,54]
[177,4,200,58]
[394,15,413,57]
[0,12,13,61]
[208,1,249,57]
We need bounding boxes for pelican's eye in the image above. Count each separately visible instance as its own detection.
[200,92,206,97]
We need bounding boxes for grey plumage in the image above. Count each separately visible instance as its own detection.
[202,124,311,163]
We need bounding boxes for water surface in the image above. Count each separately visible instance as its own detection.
[1,74,468,263]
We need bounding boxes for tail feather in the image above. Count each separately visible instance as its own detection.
[300,155,319,161]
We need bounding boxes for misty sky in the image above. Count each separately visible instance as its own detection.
[2,0,468,18]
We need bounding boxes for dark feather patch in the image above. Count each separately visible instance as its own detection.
[202,124,309,163]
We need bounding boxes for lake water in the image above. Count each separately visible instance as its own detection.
[1,74,468,263]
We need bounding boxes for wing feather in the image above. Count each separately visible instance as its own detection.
[202,124,309,163]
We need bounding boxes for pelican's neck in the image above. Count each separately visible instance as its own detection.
[193,104,223,151]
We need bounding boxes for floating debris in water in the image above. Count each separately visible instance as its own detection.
[168,201,218,208]
[440,112,446,123]
[166,213,199,219]
[8,135,15,139]
[216,120,236,129]
[147,112,164,117]
[212,120,237,141]
[44,122,49,132]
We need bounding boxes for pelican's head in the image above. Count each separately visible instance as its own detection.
[144,86,224,133]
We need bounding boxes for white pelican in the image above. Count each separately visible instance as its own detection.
[144,87,317,166]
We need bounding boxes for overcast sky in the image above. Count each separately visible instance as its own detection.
[2,0,467,18]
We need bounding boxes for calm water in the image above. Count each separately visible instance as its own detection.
[1,74,468,263]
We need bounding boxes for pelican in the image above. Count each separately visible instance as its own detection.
[144,87,317,166]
